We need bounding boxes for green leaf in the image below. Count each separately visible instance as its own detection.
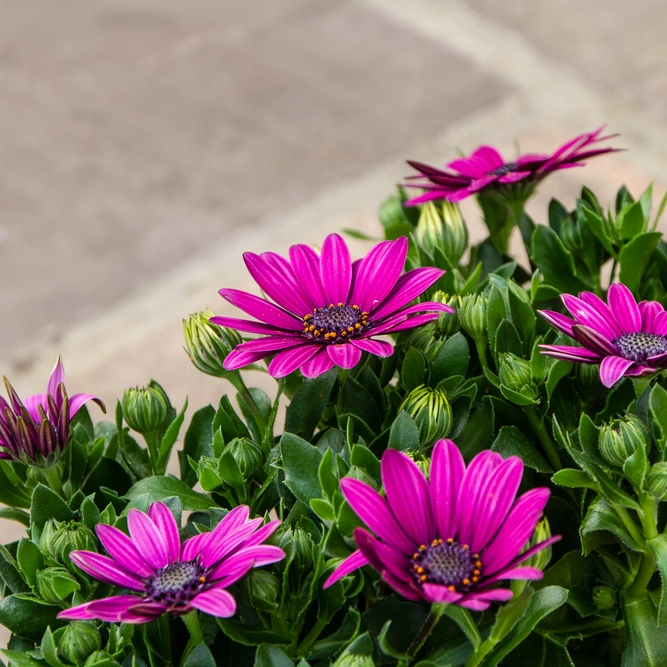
[350,444,380,483]
[41,627,67,667]
[125,475,213,511]
[338,378,381,433]
[156,398,188,473]
[507,281,536,351]
[0,650,42,667]
[441,605,481,652]
[318,449,339,501]
[0,594,63,641]
[531,225,591,294]
[650,384,667,454]
[213,396,250,442]
[254,645,293,667]
[388,411,421,452]
[494,319,523,357]
[580,496,642,554]
[30,484,74,530]
[0,509,29,526]
[431,333,470,385]
[546,360,572,400]
[485,586,568,666]
[581,205,613,254]
[281,433,323,503]
[285,369,337,440]
[486,284,509,354]
[552,469,597,490]
[620,200,646,240]
[503,634,575,666]
[216,618,289,647]
[492,426,551,473]
[649,534,667,626]
[16,539,42,588]
[402,347,427,392]
[621,591,667,666]
[624,441,649,491]
[0,464,30,509]
[457,401,495,459]
[183,644,215,667]
[180,405,215,487]
[619,231,661,293]
[217,451,244,494]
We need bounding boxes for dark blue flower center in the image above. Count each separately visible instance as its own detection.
[613,332,667,362]
[302,303,368,344]
[411,539,481,591]
[488,162,518,176]
[146,560,207,606]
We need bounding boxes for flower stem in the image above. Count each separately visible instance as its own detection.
[474,338,490,372]
[296,616,329,656]
[41,465,66,499]
[403,603,446,663]
[627,494,658,599]
[264,378,285,449]
[228,373,266,431]
[182,610,204,645]
[524,406,562,471]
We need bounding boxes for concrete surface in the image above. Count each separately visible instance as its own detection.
[1,0,667,646]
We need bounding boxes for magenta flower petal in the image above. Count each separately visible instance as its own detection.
[537,310,576,337]
[210,545,285,581]
[210,316,292,336]
[191,586,236,618]
[579,291,621,333]
[69,394,104,417]
[430,439,465,539]
[458,598,492,611]
[608,283,642,333]
[600,355,635,387]
[58,596,143,622]
[562,294,618,340]
[47,357,65,399]
[95,525,154,578]
[241,519,282,548]
[422,583,464,605]
[464,588,514,604]
[490,566,543,581]
[301,348,336,378]
[268,344,321,377]
[148,502,181,564]
[233,337,305,354]
[324,549,369,588]
[373,313,442,335]
[70,551,145,591]
[244,252,313,315]
[382,570,422,601]
[653,311,667,336]
[219,288,302,330]
[289,244,328,306]
[371,268,444,321]
[327,343,362,370]
[200,519,263,568]
[212,505,250,537]
[571,325,618,356]
[350,338,394,357]
[381,449,434,546]
[537,344,601,363]
[320,233,352,304]
[497,171,532,183]
[639,300,663,333]
[340,478,415,554]
[224,348,277,371]
[127,509,169,570]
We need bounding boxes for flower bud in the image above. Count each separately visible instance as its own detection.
[646,462,667,501]
[183,309,243,378]
[278,527,314,589]
[575,361,601,395]
[122,380,172,435]
[224,438,264,478]
[36,566,79,603]
[432,292,461,338]
[559,217,582,254]
[401,386,452,446]
[40,520,96,572]
[498,353,539,402]
[460,294,488,342]
[413,202,468,265]
[599,416,648,467]
[59,622,102,666]
[522,518,553,572]
[333,653,376,667]
[248,570,280,611]
[592,585,617,611]
[441,201,468,264]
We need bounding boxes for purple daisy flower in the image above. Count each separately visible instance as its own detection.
[0,357,104,465]
[58,503,285,624]
[324,439,559,611]
[211,234,453,379]
[539,283,667,388]
[404,126,618,205]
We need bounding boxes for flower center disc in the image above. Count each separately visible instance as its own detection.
[489,162,518,176]
[303,303,368,344]
[411,539,482,592]
[146,561,206,606]
[613,332,667,362]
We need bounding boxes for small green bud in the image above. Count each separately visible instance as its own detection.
[432,291,461,338]
[278,527,314,589]
[248,570,280,611]
[559,217,582,254]
[183,309,243,378]
[224,438,264,478]
[498,353,539,402]
[592,585,617,611]
[414,202,468,266]
[333,653,376,667]
[599,415,648,467]
[41,520,97,572]
[59,622,102,666]
[460,293,488,341]
[646,462,667,501]
[36,566,80,603]
[441,201,468,264]
[575,361,601,395]
[401,385,452,446]
[122,380,172,435]
[523,518,553,572]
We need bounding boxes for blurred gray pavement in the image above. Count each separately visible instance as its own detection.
[1,0,667,642]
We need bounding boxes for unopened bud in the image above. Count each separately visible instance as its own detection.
[498,353,539,402]
[224,438,263,478]
[183,309,242,378]
[59,622,102,666]
[401,386,452,446]
[41,520,96,572]
[278,527,314,588]
[560,217,582,253]
[432,292,461,338]
[333,653,376,667]
[36,566,79,603]
[523,518,553,572]
[599,416,648,467]
[122,380,172,435]
[441,202,468,264]
[646,462,667,501]
[248,570,279,611]
[460,294,488,341]
[592,585,617,611]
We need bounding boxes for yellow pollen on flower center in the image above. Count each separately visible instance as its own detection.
[302,303,368,344]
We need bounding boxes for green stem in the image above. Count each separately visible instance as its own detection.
[228,372,266,431]
[474,337,490,372]
[609,258,618,288]
[524,407,562,471]
[296,616,329,657]
[403,604,446,664]
[144,432,159,473]
[42,465,66,499]
[182,610,204,645]
[264,378,285,449]
[627,494,659,599]
[465,636,499,667]
[614,505,646,550]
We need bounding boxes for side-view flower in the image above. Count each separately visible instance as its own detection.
[0,356,104,465]
[58,502,284,623]
[211,233,453,378]
[539,283,667,387]
[325,439,560,611]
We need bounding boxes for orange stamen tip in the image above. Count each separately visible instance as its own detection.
[472,576,480,583]
[448,585,456,592]
[446,538,454,544]
[419,544,427,551]
[462,578,470,586]
[420,574,427,582]
[199,576,206,583]
[475,561,482,568]
[413,553,419,559]
[462,544,469,551]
